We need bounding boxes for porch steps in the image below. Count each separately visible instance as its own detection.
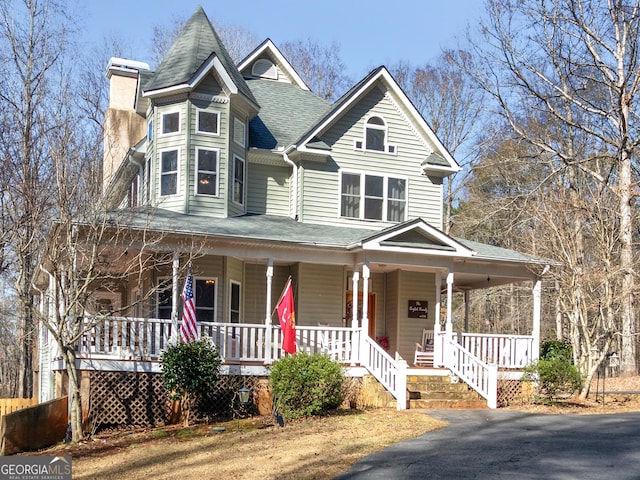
[407,374,488,409]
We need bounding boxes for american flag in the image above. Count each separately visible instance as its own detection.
[180,269,198,342]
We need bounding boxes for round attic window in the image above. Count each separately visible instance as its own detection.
[252,58,278,80]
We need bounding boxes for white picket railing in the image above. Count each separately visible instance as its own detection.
[77,316,358,365]
[460,333,534,369]
[446,337,498,409]
[362,336,407,410]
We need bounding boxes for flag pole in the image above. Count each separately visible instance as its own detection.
[271,276,292,319]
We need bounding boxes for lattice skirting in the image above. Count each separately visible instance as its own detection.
[497,379,535,407]
[88,371,269,432]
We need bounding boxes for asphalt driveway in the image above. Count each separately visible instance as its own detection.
[335,409,640,479]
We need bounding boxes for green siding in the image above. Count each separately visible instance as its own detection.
[301,86,443,228]
[247,163,290,215]
[154,101,188,212]
[396,271,436,362]
[188,95,229,217]
[297,263,344,326]
[244,263,267,323]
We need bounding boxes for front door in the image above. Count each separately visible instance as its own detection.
[345,292,376,337]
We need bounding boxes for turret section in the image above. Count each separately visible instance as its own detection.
[103,58,150,192]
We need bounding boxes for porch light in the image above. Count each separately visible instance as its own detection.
[238,386,251,406]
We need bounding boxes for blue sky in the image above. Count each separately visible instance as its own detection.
[79,0,482,81]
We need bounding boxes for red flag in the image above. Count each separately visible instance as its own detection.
[180,269,198,342]
[276,278,297,354]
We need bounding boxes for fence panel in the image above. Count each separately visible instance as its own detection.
[0,398,37,417]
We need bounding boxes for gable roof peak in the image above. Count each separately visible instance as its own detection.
[238,38,310,91]
[142,7,256,105]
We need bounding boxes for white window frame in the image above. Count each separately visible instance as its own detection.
[195,147,219,196]
[193,276,218,322]
[160,110,181,136]
[339,170,408,222]
[159,148,180,197]
[196,109,220,136]
[229,280,241,324]
[233,117,246,147]
[232,154,245,206]
[147,120,153,141]
[156,277,218,321]
[354,115,397,154]
[156,277,173,319]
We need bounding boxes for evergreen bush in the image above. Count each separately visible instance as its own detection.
[269,352,345,419]
[523,339,582,400]
[160,338,221,425]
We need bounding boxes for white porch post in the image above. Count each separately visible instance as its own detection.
[171,252,180,346]
[464,290,470,333]
[446,271,454,336]
[532,277,542,361]
[265,259,274,364]
[360,263,370,366]
[351,271,360,329]
[434,272,443,367]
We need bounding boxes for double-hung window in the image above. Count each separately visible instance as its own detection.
[233,155,245,205]
[340,172,406,222]
[160,149,178,196]
[156,278,217,321]
[233,117,246,147]
[196,148,218,196]
[195,278,216,321]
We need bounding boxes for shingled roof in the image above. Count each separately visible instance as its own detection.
[247,78,331,149]
[143,7,256,104]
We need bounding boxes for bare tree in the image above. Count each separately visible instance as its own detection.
[0,0,73,398]
[281,39,351,101]
[391,51,485,233]
[468,0,640,375]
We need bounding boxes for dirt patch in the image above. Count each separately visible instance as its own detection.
[33,409,445,480]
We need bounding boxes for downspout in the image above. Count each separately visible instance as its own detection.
[283,146,298,219]
[127,148,144,205]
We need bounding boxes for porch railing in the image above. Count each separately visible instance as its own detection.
[460,333,534,369]
[445,336,498,409]
[362,336,407,410]
[77,316,358,365]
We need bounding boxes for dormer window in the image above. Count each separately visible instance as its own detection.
[354,115,397,154]
[252,58,278,80]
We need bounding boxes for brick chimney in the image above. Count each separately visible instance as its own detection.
[103,58,149,192]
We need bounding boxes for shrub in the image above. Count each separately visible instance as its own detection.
[523,339,582,400]
[269,352,345,419]
[160,338,221,425]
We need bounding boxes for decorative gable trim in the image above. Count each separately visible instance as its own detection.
[238,39,310,91]
[355,218,475,257]
[190,92,229,104]
[384,91,432,155]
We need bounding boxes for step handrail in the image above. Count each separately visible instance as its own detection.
[362,336,408,410]
[445,337,498,409]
